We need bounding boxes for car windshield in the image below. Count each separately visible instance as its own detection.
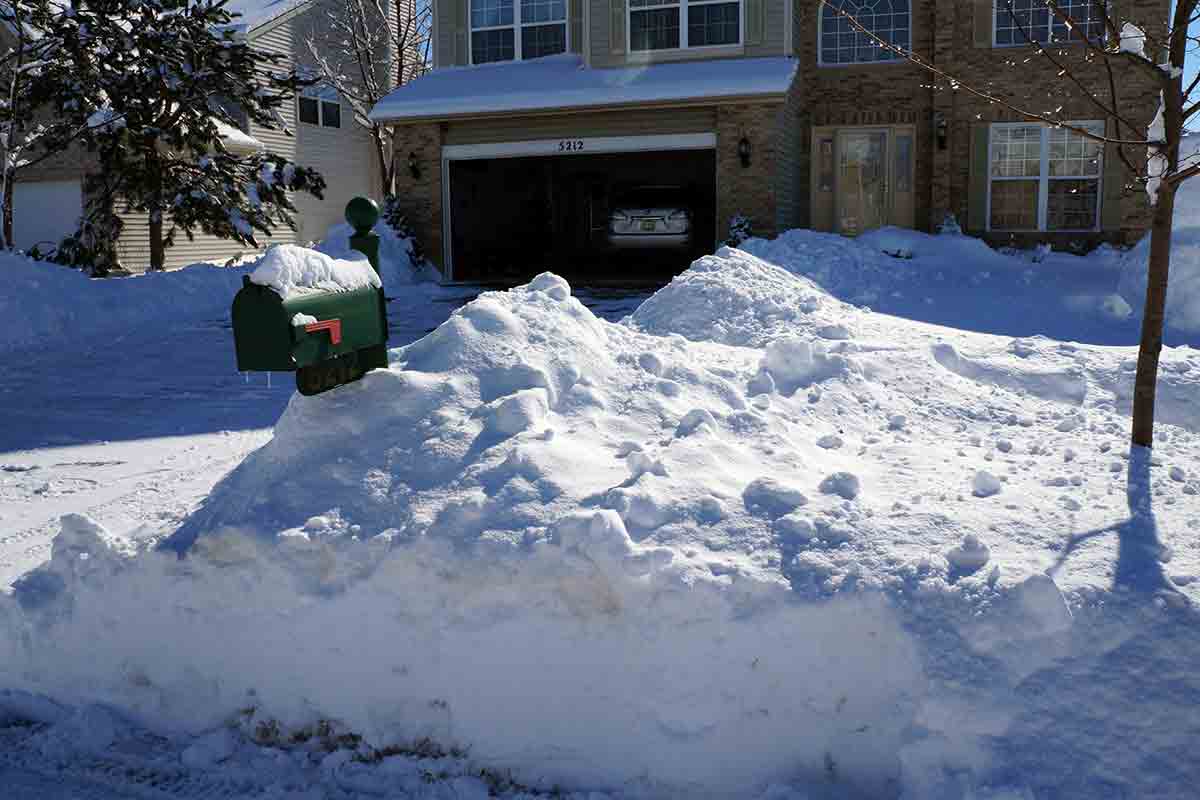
[614,187,689,210]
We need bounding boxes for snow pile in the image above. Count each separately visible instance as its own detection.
[730,226,1033,314]
[315,219,440,290]
[248,244,380,299]
[4,252,1200,798]
[0,251,251,355]
[1118,134,1200,332]
[0,225,432,355]
[1118,22,1147,57]
[629,246,857,347]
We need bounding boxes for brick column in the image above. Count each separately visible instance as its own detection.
[716,104,781,242]
[929,0,957,231]
[390,122,444,276]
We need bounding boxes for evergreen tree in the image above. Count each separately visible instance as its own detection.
[46,0,325,271]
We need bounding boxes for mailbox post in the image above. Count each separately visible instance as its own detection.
[230,197,390,396]
[346,196,382,277]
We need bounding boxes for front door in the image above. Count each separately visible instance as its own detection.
[836,131,889,236]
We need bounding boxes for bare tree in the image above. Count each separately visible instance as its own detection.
[820,0,1199,448]
[304,0,431,198]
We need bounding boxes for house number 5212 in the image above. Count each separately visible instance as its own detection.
[558,140,584,152]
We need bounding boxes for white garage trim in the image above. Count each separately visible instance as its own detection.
[440,134,716,280]
[442,133,716,162]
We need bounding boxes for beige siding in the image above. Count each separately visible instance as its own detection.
[444,107,717,144]
[290,0,387,234]
[114,208,267,271]
[294,120,379,241]
[248,19,300,170]
[438,0,579,66]
[589,0,787,68]
[570,0,583,54]
[436,0,463,66]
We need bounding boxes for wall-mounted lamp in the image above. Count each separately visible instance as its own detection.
[737,135,752,168]
[934,113,948,151]
[408,151,421,180]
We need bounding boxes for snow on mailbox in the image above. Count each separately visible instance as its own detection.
[231,198,388,395]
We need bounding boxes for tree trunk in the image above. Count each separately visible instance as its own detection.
[147,147,165,271]
[2,173,12,250]
[372,126,394,198]
[1130,183,1175,447]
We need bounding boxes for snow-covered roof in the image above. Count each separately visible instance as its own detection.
[223,0,311,32]
[369,54,799,122]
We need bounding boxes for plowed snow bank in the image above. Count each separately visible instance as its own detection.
[4,251,1199,798]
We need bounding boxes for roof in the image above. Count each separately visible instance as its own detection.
[223,0,311,32]
[369,54,799,123]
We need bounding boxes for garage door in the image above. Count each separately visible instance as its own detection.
[13,180,83,254]
[443,134,716,283]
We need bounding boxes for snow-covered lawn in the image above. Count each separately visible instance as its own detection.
[2,175,1200,798]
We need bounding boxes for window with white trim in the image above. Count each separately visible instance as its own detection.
[629,0,741,52]
[993,0,1104,46]
[470,0,567,64]
[819,0,909,65]
[298,86,341,128]
[988,121,1103,232]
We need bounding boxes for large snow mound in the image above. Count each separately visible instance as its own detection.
[249,244,381,299]
[5,255,1200,798]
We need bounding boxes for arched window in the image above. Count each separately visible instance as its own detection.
[819,0,910,65]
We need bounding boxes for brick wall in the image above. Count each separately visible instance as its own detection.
[791,0,1168,246]
[793,0,935,232]
[390,122,444,274]
[929,0,1163,246]
[717,102,787,241]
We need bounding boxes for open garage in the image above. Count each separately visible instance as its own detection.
[443,139,717,284]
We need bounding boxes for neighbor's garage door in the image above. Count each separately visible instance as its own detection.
[444,136,716,283]
[13,180,83,254]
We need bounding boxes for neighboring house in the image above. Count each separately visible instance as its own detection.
[373,0,1166,283]
[12,0,412,271]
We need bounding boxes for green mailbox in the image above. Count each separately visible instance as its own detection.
[231,197,388,396]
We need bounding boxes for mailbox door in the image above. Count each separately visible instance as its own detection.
[232,283,294,372]
[287,287,387,369]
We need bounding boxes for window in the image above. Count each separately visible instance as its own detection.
[629,0,740,52]
[471,0,567,64]
[320,100,340,128]
[993,0,1104,46]
[819,0,909,65]
[299,87,341,128]
[298,96,320,126]
[895,133,912,192]
[988,122,1103,232]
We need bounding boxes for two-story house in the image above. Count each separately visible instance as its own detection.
[374,0,1165,283]
[10,0,413,270]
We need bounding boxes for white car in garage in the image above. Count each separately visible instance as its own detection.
[607,186,692,250]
